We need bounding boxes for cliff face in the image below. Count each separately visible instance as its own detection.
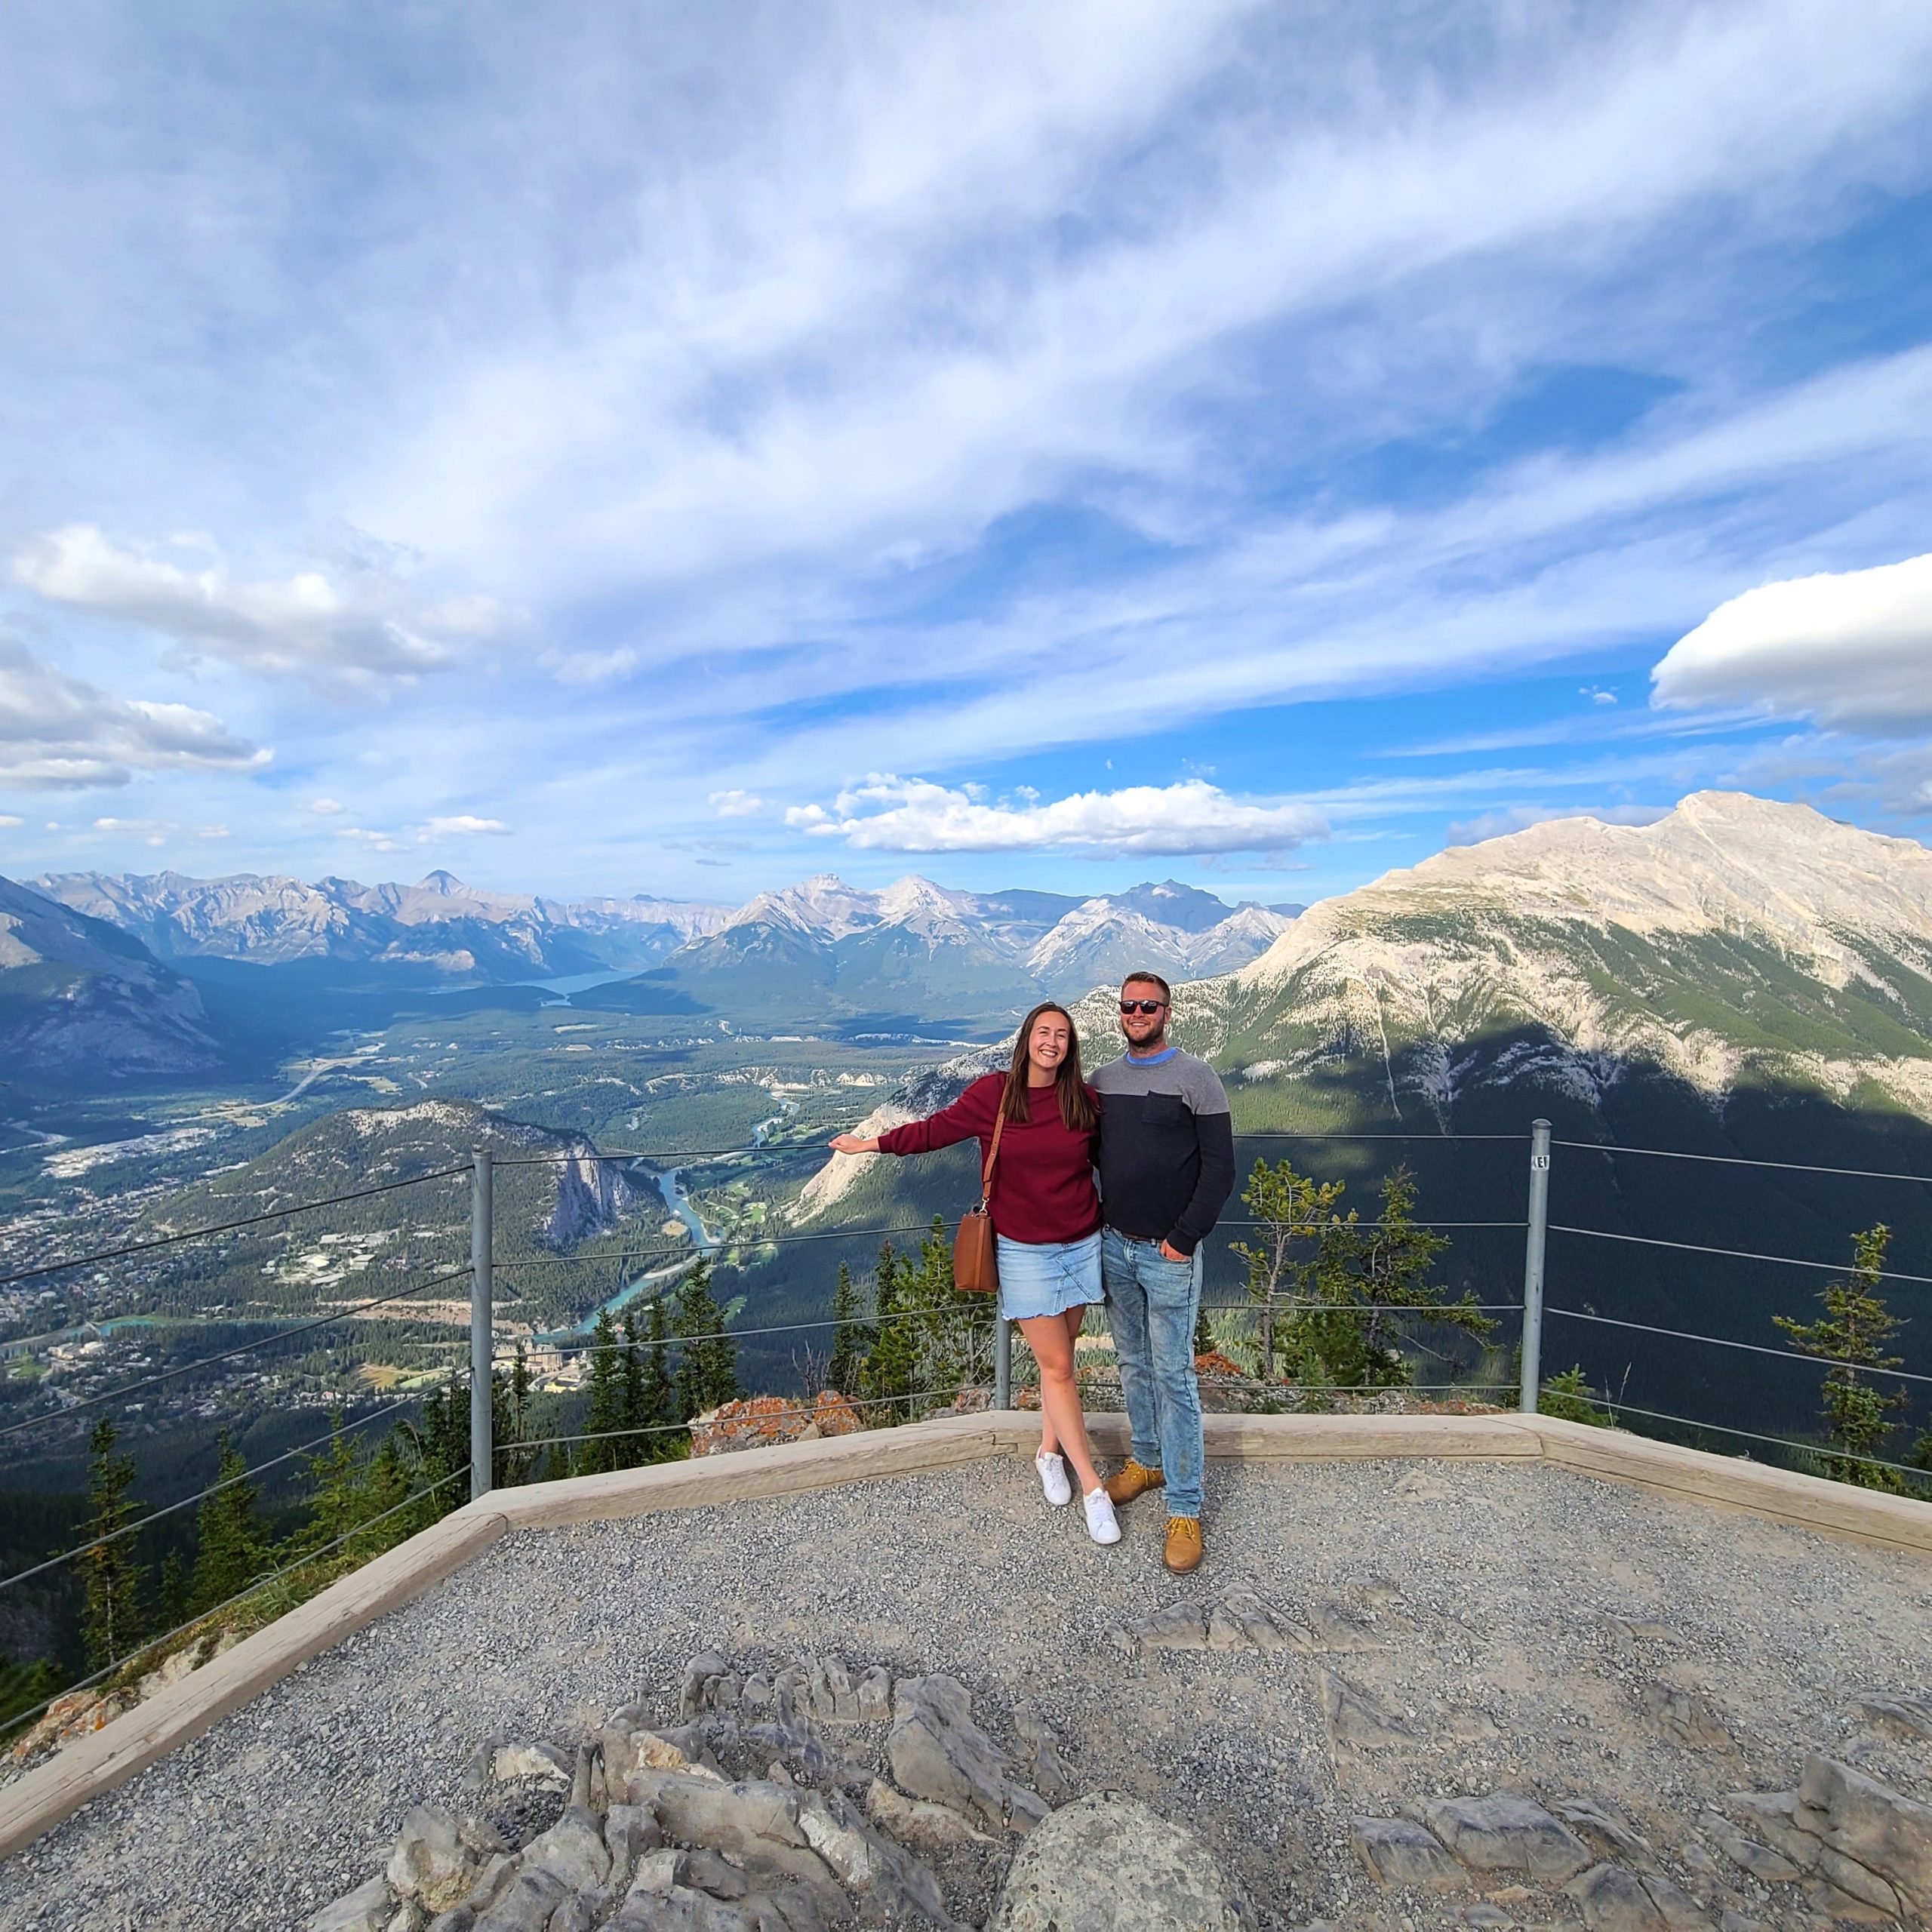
[0,875,223,1078]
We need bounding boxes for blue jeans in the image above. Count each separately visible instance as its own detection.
[1101,1228,1204,1518]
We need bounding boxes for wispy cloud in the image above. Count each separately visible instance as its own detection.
[786,776,1327,855]
[0,635,266,789]
[12,527,505,694]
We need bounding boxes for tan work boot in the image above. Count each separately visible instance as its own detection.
[1104,1458,1164,1506]
[1164,1516,1204,1574]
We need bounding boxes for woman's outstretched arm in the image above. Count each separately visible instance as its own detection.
[826,1076,997,1159]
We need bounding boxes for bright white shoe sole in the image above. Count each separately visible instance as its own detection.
[1035,1449,1072,1507]
[1082,1488,1122,1545]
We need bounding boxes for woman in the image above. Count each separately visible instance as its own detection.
[829,1002,1120,1545]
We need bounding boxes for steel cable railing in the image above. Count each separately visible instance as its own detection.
[1545,1305,1932,1387]
[1,1466,470,1742]
[0,1393,426,1594]
[0,1260,476,1444]
[1553,1138,1932,1185]
[511,1386,986,1459]
[1550,1223,1932,1288]
[497,1300,1525,1365]
[1578,1401,1930,1484]
[0,1164,469,1292]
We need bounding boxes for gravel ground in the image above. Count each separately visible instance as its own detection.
[1,1453,1928,1931]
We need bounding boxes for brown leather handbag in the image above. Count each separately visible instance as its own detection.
[952,1107,1007,1294]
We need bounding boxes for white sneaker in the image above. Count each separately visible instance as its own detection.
[1082,1487,1121,1546]
[1035,1448,1072,1507]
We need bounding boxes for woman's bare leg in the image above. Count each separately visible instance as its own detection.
[1018,1313,1103,1496]
[1035,1305,1088,1459]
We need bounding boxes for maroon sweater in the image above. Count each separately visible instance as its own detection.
[876,1073,1101,1245]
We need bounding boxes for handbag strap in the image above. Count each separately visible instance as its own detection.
[978,1105,1008,1207]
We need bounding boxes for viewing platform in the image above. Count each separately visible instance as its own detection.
[1,1414,1929,1930]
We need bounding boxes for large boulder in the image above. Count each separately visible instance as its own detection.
[885,1674,1044,1835]
[986,1792,1247,1932]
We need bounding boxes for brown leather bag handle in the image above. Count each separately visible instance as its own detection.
[977,1106,1007,1208]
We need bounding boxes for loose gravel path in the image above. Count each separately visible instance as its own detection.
[1,1454,1929,1931]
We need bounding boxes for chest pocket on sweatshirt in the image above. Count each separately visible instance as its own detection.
[1140,1094,1188,1128]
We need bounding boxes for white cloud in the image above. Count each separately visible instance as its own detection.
[424,814,509,836]
[343,815,508,850]
[0,635,267,789]
[305,796,346,815]
[11,526,506,693]
[1651,552,1932,731]
[91,817,232,848]
[1444,803,1671,847]
[708,789,764,817]
[0,815,22,829]
[786,775,1327,854]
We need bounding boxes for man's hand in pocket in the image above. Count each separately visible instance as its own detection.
[1158,1239,1189,1263]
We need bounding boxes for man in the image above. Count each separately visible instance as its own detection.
[1090,971,1235,1573]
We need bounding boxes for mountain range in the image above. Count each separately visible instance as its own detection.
[0,877,225,1078]
[21,866,1303,1026]
[1113,789,1932,1126]
[651,874,1299,1017]
[33,868,729,980]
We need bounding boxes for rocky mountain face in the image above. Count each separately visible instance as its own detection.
[34,866,1289,1008]
[33,869,731,980]
[1105,792,1932,1128]
[0,876,224,1079]
[663,873,1295,1014]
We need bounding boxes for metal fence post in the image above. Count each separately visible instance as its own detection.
[471,1147,494,1500]
[994,1318,1012,1411]
[1519,1119,1552,1416]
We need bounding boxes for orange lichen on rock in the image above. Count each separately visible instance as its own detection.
[688,1390,865,1457]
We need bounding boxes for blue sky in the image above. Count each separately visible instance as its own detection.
[3,1,1931,911]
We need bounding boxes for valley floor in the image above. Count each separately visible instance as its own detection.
[1,1452,1928,1930]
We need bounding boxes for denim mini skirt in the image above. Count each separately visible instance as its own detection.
[995,1231,1103,1322]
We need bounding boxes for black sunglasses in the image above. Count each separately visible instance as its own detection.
[1118,998,1168,1015]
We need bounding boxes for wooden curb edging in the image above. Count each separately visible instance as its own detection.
[3,1408,1928,1863]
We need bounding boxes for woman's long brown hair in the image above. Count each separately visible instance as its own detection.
[1000,1001,1099,1133]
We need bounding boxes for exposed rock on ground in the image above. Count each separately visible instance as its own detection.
[304,1651,1068,1931]
[985,1792,1247,1930]
[5,1457,1930,1931]
[688,1395,864,1457]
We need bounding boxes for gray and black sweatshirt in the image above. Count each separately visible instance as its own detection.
[1090,1048,1236,1257]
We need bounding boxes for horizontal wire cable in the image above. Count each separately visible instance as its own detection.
[0,1263,475,1444]
[1592,1401,1930,1483]
[482,1216,1527,1272]
[0,1164,469,1294]
[1549,1223,1932,1287]
[511,1388,974,1455]
[0,1395,425,1594]
[495,1301,1520,1364]
[1552,1139,1932,1186]
[1,1465,470,1741]
[1546,1306,1932,1386]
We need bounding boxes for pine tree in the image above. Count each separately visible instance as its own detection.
[859,1242,917,1424]
[1777,1223,1911,1490]
[1237,1158,1486,1390]
[192,1432,268,1614]
[672,1260,738,1419]
[617,1311,648,1470]
[492,1345,536,1487]
[641,1296,676,1438]
[158,1549,192,1633]
[401,1373,470,1529]
[78,1417,145,1672]
[581,1308,626,1475]
[826,1262,866,1398]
